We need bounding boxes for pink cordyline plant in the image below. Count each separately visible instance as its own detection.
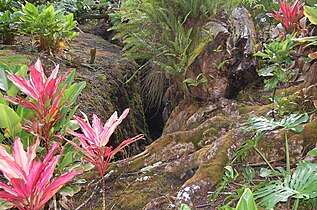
[67,108,144,210]
[0,137,82,210]
[267,0,305,34]
[5,59,71,151]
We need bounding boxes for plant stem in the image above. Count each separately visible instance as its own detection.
[272,88,276,120]
[293,198,299,210]
[53,194,57,210]
[285,132,290,173]
[102,176,106,210]
[254,146,275,171]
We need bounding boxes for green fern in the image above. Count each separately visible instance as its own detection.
[109,0,246,108]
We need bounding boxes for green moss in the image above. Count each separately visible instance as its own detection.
[186,131,235,186]
[0,50,30,68]
[300,120,317,146]
[238,103,272,116]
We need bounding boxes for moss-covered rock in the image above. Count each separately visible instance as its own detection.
[66,33,150,150]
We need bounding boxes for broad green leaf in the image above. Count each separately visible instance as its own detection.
[0,92,8,105]
[57,151,74,172]
[0,133,4,143]
[255,163,317,209]
[244,113,308,134]
[307,149,317,156]
[304,6,317,25]
[62,81,86,106]
[0,66,8,91]
[0,104,21,137]
[180,204,191,210]
[65,120,80,131]
[258,65,275,77]
[59,185,80,197]
[259,168,273,178]
[62,69,75,87]
[16,105,32,120]
[236,188,258,210]
[82,162,94,171]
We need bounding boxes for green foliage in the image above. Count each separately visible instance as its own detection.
[235,188,258,210]
[255,162,317,210]
[255,35,297,91]
[292,6,317,60]
[182,73,208,88]
[0,10,23,44]
[0,64,28,96]
[0,0,22,12]
[210,166,239,202]
[304,5,317,25]
[232,133,262,162]
[180,203,191,210]
[269,93,297,117]
[109,0,246,105]
[0,104,22,139]
[244,113,309,134]
[55,0,91,17]
[20,2,77,51]
[217,188,258,210]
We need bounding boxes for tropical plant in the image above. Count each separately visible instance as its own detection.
[266,0,305,34]
[244,113,308,134]
[0,64,29,142]
[66,109,144,210]
[255,34,297,91]
[0,0,22,12]
[0,137,82,210]
[182,73,208,89]
[20,2,77,51]
[255,162,317,210]
[4,60,86,151]
[0,103,22,142]
[180,203,191,210]
[304,5,317,25]
[292,6,317,60]
[210,166,239,203]
[235,188,258,210]
[245,113,308,173]
[0,10,22,44]
[217,188,258,210]
[109,0,247,108]
[55,0,91,18]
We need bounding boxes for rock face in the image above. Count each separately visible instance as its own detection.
[185,7,258,102]
[225,7,258,98]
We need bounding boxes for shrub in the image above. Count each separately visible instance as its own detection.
[20,2,77,51]
[266,0,305,34]
[3,60,86,151]
[0,10,23,45]
[0,0,22,12]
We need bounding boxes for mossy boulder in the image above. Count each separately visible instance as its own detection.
[70,98,244,209]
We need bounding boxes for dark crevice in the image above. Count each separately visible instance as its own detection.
[145,106,164,140]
